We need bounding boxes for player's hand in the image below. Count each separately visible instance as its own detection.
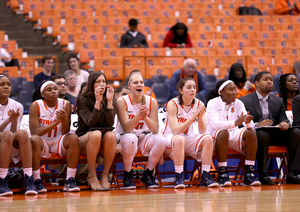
[55,109,66,122]
[257,119,273,127]
[235,112,247,126]
[9,108,20,122]
[139,105,149,119]
[244,111,253,124]
[277,121,289,131]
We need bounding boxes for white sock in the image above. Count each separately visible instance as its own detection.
[23,167,32,177]
[245,160,255,166]
[218,162,227,167]
[0,168,8,179]
[66,167,77,180]
[33,169,41,181]
[202,165,211,173]
[175,165,183,174]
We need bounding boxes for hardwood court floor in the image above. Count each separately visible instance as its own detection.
[2,184,300,212]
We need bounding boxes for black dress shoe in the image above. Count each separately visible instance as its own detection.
[286,175,300,184]
[258,176,275,185]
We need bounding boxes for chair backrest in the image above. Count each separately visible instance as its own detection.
[151,75,168,84]
[294,61,300,75]
[22,81,36,91]
[153,82,169,105]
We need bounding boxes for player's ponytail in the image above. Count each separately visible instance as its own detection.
[142,94,146,105]
[32,80,48,102]
[206,79,227,106]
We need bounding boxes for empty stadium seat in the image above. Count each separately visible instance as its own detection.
[10,77,27,93]
[151,75,168,84]
[21,81,35,91]
[153,82,169,105]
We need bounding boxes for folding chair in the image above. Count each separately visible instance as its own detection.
[242,47,263,56]
[94,57,123,71]
[172,48,194,56]
[274,56,297,65]
[208,56,230,66]
[261,23,282,31]
[195,48,217,56]
[0,67,19,79]
[263,47,284,56]
[249,56,273,66]
[100,66,124,81]
[163,57,185,66]
[79,49,102,63]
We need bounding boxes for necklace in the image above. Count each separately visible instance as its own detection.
[182,105,192,113]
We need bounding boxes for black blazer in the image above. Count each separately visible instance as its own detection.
[292,94,300,126]
[239,92,287,125]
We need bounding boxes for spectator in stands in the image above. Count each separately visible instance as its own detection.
[206,80,260,187]
[278,73,299,111]
[64,70,79,106]
[76,72,116,191]
[34,56,55,89]
[120,19,148,48]
[50,74,67,99]
[240,71,300,185]
[115,71,166,189]
[163,77,217,188]
[126,70,156,99]
[79,82,87,97]
[0,48,11,67]
[67,55,89,90]
[0,74,37,196]
[163,22,192,48]
[115,85,130,99]
[275,0,300,15]
[229,63,256,99]
[30,80,81,193]
[168,58,207,101]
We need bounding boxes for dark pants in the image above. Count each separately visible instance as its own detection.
[256,127,300,174]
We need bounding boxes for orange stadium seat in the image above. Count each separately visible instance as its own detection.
[231,39,252,49]
[199,2,219,10]
[100,66,124,81]
[9,0,20,9]
[229,56,247,67]
[162,3,181,10]
[240,23,261,31]
[273,39,294,47]
[232,16,253,24]
[246,65,268,77]
[107,17,128,25]
[18,58,35,68]
[163,57,185,66]
[172,48,194,56]
[7,49,23,57]
[86,17,107,25]
[149,32,165,41]
[274,55,297,65]
[64,2,84,10]
[199,9,219,17]
[74,25,96,33]
[146,57,164,66]
[148,16,168,25]
[115,9,137,17]
[269,65,292,75]
[281,23,299,31]
[145,48,166,56]
[275,31,296,40]
[124,57,145,67]
[292,40,300,48]
[235,31,255,40]
[189,56,209,66]
[194,16,214,24]
[20,67,34,82]
[195,48,217,56]
[125,66,146,78]
[219,9,237,16]
[102,48,125,58]
[261,23,282,31]
[208,56,230,66]
[242,47,263,56]
[95,25,117,33]
[284,47,300,55]
[296,31,300,38]
[51,24,74,38]
[143,3,163,10]
[272,16,291,24]
[82,32,104,41]
[212,39,232,48]
[72,9,93,18]
[30,9,53,22]
[40,16,61,29]
[181,3,199,10]
[215,31,236,39]
[74,40,98,53]
[139,24,157,34]
[52,10,74,19]
[83,2,102,11]
[123,2,142,10]
[179,10,196,18]
[136,10,155,17]
[252,39,273,47]
[263,47,284,56]
[0,41,17,49]
[60,32,82,46]
[94,57,123,71]
[217,48,238,56]
[124,49,145,56]
[250,56,273,66]
[192,40,210,48]
[252,16,272,24]
[198,65,215,76]
[157,24,171,33]
[222,2,240,10]
[198,24,217,32]
[147,40,163,48]
[260,9,276,16]
[189,31,214,40]
[22,2,43,15]
[101,2,123,9]
[105,32,122,42]
[262,2,275,10]
[0,31,5,40]
[65,16,86,25]
[79,49,102,63]
[155,10,176,17]
[213,16,232,24]
[255,31,276,39]
[221,23,241,31]
[146,66,172,78]
[44,2,63,10]
[0,67,19,78]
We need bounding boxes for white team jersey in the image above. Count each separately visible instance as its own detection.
[115,94,152,137]
[0,98,23,132]
[162,97,202,136]
[34,98,66,140]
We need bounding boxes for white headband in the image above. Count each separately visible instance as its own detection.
[0,75,6,78]
[218,80,234,95]
[128,73,142,85]
[40,81,56,93]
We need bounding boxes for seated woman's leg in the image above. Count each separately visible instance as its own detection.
[171,135,186,189]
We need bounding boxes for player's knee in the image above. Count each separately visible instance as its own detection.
[217,129,229,142]
[67,134,80,147]
[1,131,13,145]
[244,128,256,138]
[14,129,29,141]
[89,130,102,140]
[104,131,116,143]
[123,135,138,155]
[202,136,213,148]
[153,135,167,149]
[173,136,185,148]
[30,135,42,149]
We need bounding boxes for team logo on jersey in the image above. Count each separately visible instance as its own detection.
[231,108,234,113]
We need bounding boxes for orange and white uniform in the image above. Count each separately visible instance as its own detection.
[162,97,211,162]
[206,96,254,153]
[34,98,69,158]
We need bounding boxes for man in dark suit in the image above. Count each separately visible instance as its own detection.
[293,94,300,126]
[240,71,300,185]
